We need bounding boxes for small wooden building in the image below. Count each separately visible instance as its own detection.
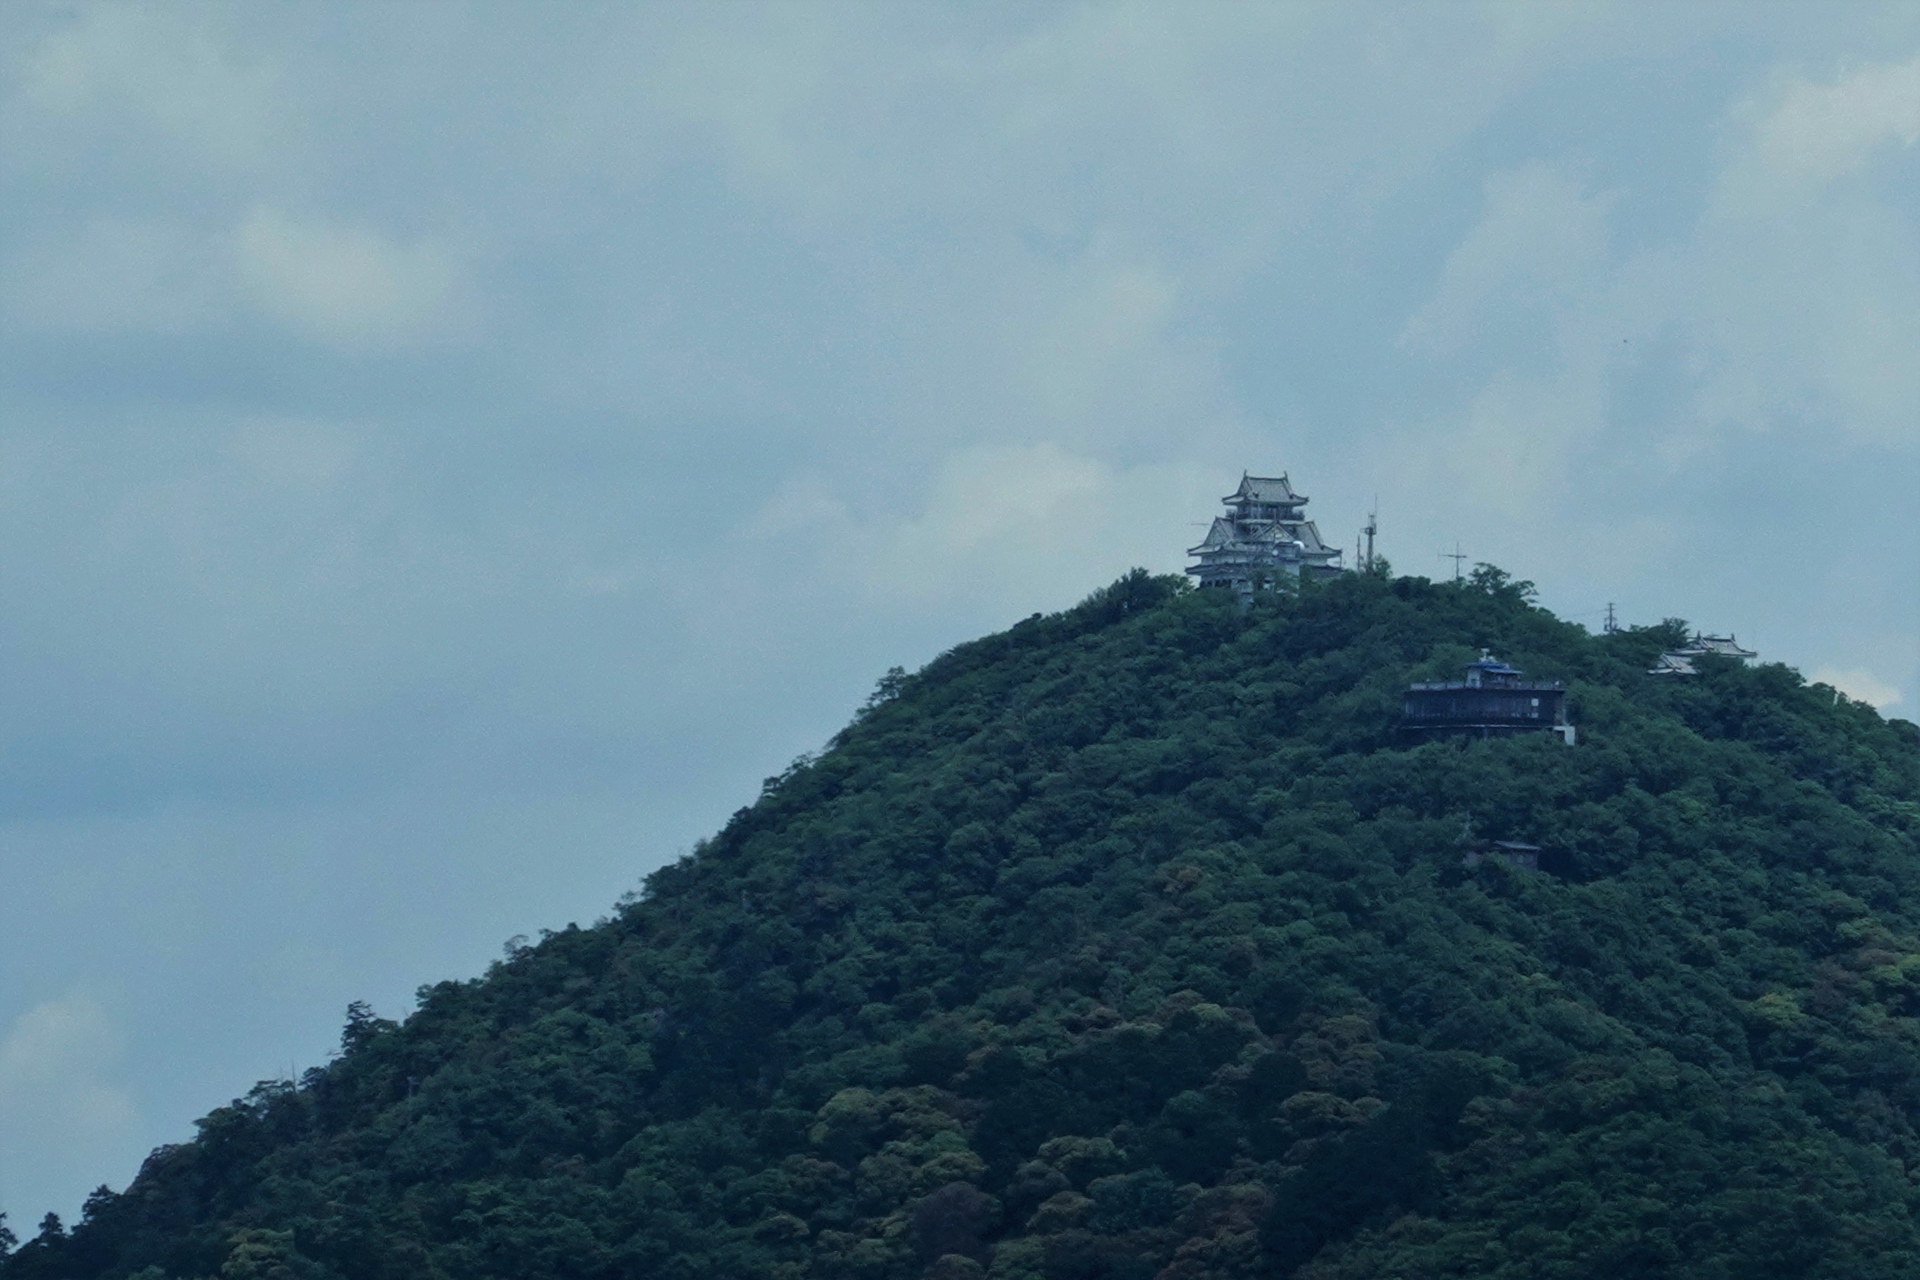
[1461,840,1541,871]
[1404,652,1575,745]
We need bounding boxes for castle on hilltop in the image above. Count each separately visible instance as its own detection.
[1187,473,1344,594]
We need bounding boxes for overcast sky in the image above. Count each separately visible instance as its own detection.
[3,0,1919,1220]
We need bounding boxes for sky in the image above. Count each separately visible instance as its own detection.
[2,0,1918,1221]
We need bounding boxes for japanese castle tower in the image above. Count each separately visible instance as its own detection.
[1187,473,1344,592]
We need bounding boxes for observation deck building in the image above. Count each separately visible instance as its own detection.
[1187,473,1344,595]
[1404,652,1576,745]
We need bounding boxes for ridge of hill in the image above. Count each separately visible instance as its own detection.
[6,569,1920,1280]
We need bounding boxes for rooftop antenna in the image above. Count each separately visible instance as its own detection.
[1441,544,1467,583]
[1604,602,1618,635]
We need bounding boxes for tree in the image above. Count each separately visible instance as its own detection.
[1467,561,1537,602]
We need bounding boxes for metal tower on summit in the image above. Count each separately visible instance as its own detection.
[1187,473,1345,595]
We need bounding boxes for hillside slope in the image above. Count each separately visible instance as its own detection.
[8,570,1920,1280]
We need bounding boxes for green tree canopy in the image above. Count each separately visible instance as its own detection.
[14,570,1920,1280]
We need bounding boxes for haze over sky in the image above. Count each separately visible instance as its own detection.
[3,0,1918,1220]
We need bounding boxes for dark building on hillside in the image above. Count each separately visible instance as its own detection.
[1404,652,1576,745]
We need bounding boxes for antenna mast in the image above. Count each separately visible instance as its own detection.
[1604,602,1618,635]
[1441,544,1467,582]
[1362,501,1378,573]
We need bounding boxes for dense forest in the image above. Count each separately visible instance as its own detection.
[6,566,1920,1279]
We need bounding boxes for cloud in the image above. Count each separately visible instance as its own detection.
[1382,163,1627,552]
[1756,53,1920,181]
[14,1,277,168]
[3,207,473,346]
[742,475,850,540]
[0,993,141,1207]
[1809,666,1904,709]
[1389,373,1604,524]
[2,216,225,332]
[799,443,1222,614]
[235,206,465,347]
[1679,58,1920,447]
[1401,164,1614,355]
[0,994,132,1115]
[1017,255,1195,431]
[888,442,1107,560]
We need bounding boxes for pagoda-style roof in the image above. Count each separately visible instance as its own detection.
[1677,634,1757,660]
[1187,516,1237,555]
[1652,633,1756,676]
[1226,473,1304,506]
[1188,465,1345,590]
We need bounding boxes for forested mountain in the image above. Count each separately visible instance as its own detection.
[7,568,1920,1280]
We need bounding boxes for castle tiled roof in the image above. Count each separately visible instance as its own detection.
[1188,516,1237,554]
[1227,474,1303,505]
[1678,634,1757,660]
[1652,634,1756,675]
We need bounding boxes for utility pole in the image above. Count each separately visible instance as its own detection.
[1441,544,1467,582]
